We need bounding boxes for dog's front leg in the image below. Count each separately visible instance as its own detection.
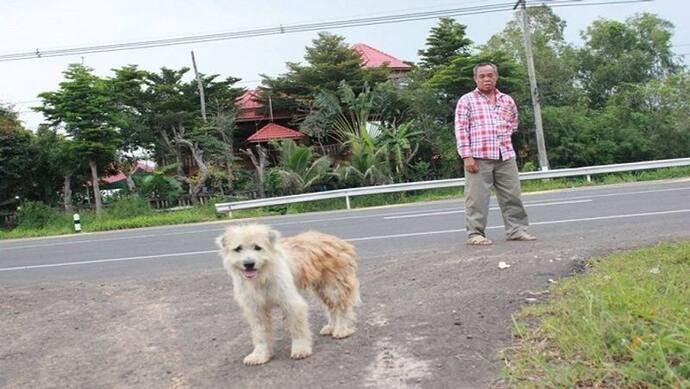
[242,306,273,365]
[284,296,312,359]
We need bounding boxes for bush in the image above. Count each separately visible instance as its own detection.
[17,201,59,229]
[106,196,153,218]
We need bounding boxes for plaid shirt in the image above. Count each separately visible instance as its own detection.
[454,88,518,160]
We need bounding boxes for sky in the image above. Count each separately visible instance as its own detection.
[1,0,688,131]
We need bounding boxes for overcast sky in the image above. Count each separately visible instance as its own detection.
[1,0,688,130]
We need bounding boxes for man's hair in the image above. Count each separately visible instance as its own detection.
[473,62,498,77]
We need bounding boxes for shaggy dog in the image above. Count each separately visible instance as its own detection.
[216,224,360,365]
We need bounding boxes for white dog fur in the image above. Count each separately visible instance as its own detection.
[216,224,360,365]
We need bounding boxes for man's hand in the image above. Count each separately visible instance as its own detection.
[463,157,479,174]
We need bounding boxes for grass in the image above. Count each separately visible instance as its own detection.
[501,241,690,388]
[1,166,689,240]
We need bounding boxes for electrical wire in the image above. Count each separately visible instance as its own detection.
[0,0,650,62]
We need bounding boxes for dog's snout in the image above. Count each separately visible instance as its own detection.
[243,259,255,270]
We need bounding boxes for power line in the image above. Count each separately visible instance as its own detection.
[0,0,649,62]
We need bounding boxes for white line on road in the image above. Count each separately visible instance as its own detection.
[383,199,592,219]
[0,250,217,272]
[2,208,689,273]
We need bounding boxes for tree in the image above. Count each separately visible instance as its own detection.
[378,121,424,180]
[579,13,682,107]
[273,140,332,194]
[36,64,120,216]
[418,17,473,69]
[0,105,34,206]
[427,51,525,100]
[110,66,243,202]
[483,5,580,106]
[260,32,389,119]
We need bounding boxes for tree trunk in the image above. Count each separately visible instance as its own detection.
[242,145,267,198]
[225,149,234,193]
[176,136,208,205]
[89,159,103,217]
[63,175,73,213]
[125,175,138,196]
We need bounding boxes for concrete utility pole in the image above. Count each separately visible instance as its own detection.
[515,0,549,170]
[191,51,207,122]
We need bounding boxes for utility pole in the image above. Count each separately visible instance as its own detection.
[515,0,549,170]
[190,51,207,122]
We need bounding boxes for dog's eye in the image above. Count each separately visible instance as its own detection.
[233,245,242,252]
[254,245,262,251]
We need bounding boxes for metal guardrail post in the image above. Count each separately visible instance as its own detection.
[345,193,351,210]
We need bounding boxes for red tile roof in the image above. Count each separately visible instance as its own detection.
[246,123,305,143]
[101,161,155,184]
[237,89,292,122]
[352,43,412,71]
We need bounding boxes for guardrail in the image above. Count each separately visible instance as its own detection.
[215,157,690,214]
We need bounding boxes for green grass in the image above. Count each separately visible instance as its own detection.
[1,166,689,240]
[501,241,690,388]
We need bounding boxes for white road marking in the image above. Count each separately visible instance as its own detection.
[2,208,689,273]
[383,199,592,220]
[0,250,217,272]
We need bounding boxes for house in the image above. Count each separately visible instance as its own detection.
[237,43,412,145]
[101,161,155,190]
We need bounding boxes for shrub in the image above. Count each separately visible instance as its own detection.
[106,196,152,218]
[17,201,59,229]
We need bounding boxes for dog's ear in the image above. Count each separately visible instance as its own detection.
[215,234,226,250]
[268,229,280,246]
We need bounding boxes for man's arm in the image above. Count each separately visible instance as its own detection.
[454,97,478,173]
[506,96,519,133]
[454,98,472,158]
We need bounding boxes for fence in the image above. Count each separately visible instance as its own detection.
[214,157,690,214]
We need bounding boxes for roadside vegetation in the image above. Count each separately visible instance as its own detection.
[1,166,688,240]
[501,241,690,388]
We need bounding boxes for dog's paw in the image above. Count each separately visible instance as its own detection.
[243,352,271,365]
[331,327,356,339]
[319,325,333,336]
[290,345,312,360]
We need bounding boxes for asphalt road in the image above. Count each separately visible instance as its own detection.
[1,179,689,388]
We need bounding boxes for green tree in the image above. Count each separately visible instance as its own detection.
[273,140,332,194]
[483,5,580,106]
[36,64,120,216]
[260,32,389,117]
[418,17,473,69]
[378,121,424,180]
[0,104,34,206]
[579,13,682,107]
[427,51,525,99]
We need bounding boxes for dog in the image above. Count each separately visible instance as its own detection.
[216,224,360,365]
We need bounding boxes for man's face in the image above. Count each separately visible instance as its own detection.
[474,65,498,93]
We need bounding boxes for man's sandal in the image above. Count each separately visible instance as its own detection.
[467,235,493,245]
[508,232,537,241]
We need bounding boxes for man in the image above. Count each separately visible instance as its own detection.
[454,62,536,245]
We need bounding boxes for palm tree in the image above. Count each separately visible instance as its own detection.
[378,120,424,180]
[273,140,333,194]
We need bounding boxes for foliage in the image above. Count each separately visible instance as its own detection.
[418,17,473,69]
[105,196,153,218]
[17,201,60,229]
[134,165,183,201]
[0,105,34,205]
[272,140,333,193]
[579,13,682,107]
[259,32,389,116]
